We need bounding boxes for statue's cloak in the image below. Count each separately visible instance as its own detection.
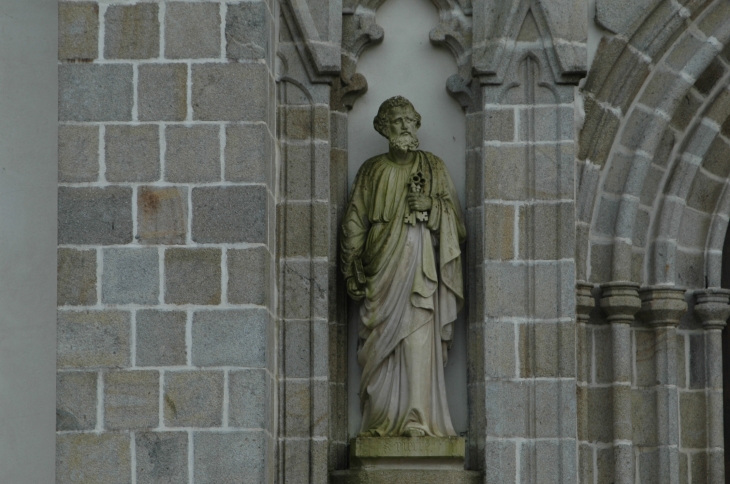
[341,150,466,436]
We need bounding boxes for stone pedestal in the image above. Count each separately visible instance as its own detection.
[330,437,482,483]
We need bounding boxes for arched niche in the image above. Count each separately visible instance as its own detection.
[344,0,469,437]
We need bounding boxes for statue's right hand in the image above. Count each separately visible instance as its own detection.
[347,277,365,300]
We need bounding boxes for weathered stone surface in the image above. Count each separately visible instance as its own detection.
[192,309,267,367]
[164,371,223,427]
[192,63,268,121]
[229,369,268,428]
[57,310,130,368]
[56,370,97,431]
[225,123,270,183]
[58,248,97,306]
[59,64,133,121]
[104,4,159,59]
[165,125,220,182]
[192,186,266,243]
[136,310,187,367]
[59,2,99,61]
[193,431,266,483]
[102,248,159,305]
[136,432,189,484]
[484,108,514,142]
[59,124,99,182]
[226,2,268,60]
[138,64,188,122]
[165,2,221,59]
[57,433,131,483]
[227,247,268,305]
[519,106,574,142]
[105,125,160,182]
[680,391,706,448]
[137,186,188,245]
[352,436,465,459]
[164,248,221,305]
[331,469,481,484]
[104,370,159,429]
[519,202,574,260]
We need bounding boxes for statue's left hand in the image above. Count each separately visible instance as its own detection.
[407,193,432,211]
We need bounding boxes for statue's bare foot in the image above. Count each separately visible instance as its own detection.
[403,428,425,437]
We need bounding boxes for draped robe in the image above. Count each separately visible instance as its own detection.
[341,151,466,437]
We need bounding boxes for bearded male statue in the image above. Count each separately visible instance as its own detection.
[341,96,466,438]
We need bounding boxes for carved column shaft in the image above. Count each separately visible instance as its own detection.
[694,289,730,484]
[599,282,641,484]
[637,286,687,484]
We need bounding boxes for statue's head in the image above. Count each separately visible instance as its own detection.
[373,96,421,152]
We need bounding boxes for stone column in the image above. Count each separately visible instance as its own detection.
[599,282,641,484]
[576,282,595,483]
[694,288,730,484]
[637,287,687,484]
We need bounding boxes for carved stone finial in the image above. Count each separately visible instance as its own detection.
[576,282,595,324]
[636,287,688,328]
[694,288,730,330]
[599,281,641,324]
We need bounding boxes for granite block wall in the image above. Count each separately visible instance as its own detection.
[57,1,277,481]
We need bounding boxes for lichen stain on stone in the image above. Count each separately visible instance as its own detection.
[164,394,177,418]
[140,189,161,213]
[56,408,81,431]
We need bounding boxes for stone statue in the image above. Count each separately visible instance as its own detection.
[341,96,466,438]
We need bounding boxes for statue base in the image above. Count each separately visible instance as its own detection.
[330,437,482,483]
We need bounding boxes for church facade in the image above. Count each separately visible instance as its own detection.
[44,0,730,482]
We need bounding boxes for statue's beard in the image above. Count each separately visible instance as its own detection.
[389,132,419,152]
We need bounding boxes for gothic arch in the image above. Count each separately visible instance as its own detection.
[576,0,730,288]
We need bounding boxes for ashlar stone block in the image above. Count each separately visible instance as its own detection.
[164,370,223,427]
[164,248,221,305]
[57,310,130,368]
[105,125,160,182]
[227,247,268,305]
[165,125,220,182]
[102,248,159,305]
[192,309,267,367]
[104,4,159,59]
[165,2,221,59]
[225,123,270,183]
[192,63,268,121]
[137,186,187,245]
[229,369,268,428]
[225,2,268,60]
[680,391,707,448]
[193,431,266,484]
[136,310,187,367]
[59,2,99,61]
[58,248,97,306]
[104,370,159,430]
[191,186,266,243]
[59,64,133,122]
[59,124,99,183]
[57,433,131,483]
[56,370,97,431]
[138,64,187,122]
[136,432,189,484]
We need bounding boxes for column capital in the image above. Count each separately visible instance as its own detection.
[599,281,641,324]
[576,282,595,324]
[694,288,730,330]
[636,286,688,328]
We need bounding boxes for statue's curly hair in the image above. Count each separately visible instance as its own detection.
[373,96,421,138]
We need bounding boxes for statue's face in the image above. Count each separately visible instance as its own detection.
[385,106,420,152]
[386,106,419,139]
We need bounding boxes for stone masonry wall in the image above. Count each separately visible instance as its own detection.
[56,1,277,481]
